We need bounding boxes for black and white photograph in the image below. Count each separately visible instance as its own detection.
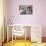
[19,5,33,15]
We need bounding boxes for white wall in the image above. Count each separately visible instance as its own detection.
[6,0,46,37]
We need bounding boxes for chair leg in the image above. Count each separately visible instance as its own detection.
[1,42,3,46]
[15,36,16,42]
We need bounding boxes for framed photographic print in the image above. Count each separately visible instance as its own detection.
[19,5,33,15]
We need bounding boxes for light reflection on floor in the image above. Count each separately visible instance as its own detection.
[3,40,46,46]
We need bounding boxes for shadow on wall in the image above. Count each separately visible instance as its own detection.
[42,26,46,42]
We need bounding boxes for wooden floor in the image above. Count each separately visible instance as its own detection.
[3,40,31,46]
[3,40,46,46]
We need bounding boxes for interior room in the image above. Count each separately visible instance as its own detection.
[0,0,46,46]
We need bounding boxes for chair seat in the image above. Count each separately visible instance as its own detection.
[13,31,24,36]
